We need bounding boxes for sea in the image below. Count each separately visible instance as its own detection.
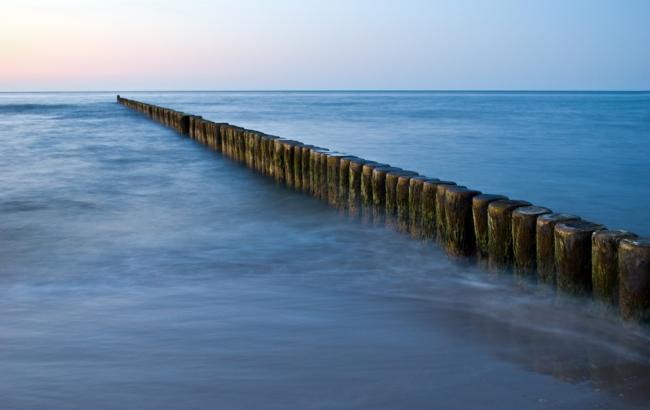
[1,91,649,409]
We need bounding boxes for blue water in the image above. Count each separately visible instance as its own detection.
[1,92,649,409]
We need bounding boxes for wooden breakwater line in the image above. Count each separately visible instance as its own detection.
[116,95,650,323]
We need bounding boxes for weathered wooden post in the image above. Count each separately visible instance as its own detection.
[273,139,286,183]
[396,173,419,233]
[618,238,650,322]
[420,179,453,240]
[361,163,387,210]
[180,115,190,135]
[371,166,396,220]
[554,220,605,296]
[292,143,304,191]
[512,206,552,276]
[310,148,329,199]
[338,156,357,209]
[386,170,416,220]
[591,230,638,306]
[281,140,298,189]
[472,194,508,261]
[435,184,463,243]
[301,145,314,193]
[349,158,373,216]
[408,176,426,238]
[487,199,531,271]
[326,153,349,206]
[444,186,481,257]
[536,213,581,285]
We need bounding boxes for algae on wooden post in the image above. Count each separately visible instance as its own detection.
[512,206,552,276]
[444,186,481,257]
[618,237,650,322]
[435,184,461,243]
[536,213,581,285]
[420,179,452,240]
[472,194,507,260]
[292,143,304,191]
[554,220,605,296]
[408,177,426,238]
[338,157,356,209]
[487,199,531,271]
[591,230,637,307]
[349,159,372,216]
[301,145,313,193]
[397,174,418,233]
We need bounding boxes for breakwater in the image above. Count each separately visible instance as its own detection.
[116,95,650,323]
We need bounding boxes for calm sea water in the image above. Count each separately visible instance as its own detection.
[0,91,649,409]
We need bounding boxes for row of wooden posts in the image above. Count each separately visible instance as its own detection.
[117,95,650,323]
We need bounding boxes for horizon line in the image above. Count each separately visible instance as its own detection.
[2,89,649,94]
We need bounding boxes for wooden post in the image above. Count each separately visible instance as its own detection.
[292,143,304,191]
[408,176,426,238]
[386,170,417,220]
[301,145,314,193]
[361,163,387,210]
[618,238,650,322]
[272,139,285,183]
[487,199,531,271]
[591,230,637,307]
[444,186,481,257]
[338,156,357,209]
[349,159,374,216]
[435,184,463,243]
[371,166,396,215]
[420,180,454,240]
[396,174,418,233]
[326,153,350,206]
[536,213,581,285]
[472,194,508,261]
[512,206,552,276]
[554,220,605,296]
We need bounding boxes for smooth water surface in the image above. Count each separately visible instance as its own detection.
[1,92,649,409]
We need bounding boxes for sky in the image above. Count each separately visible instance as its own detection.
[1,0,649,91]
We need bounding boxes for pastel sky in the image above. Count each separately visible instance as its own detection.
[1,0,649,91]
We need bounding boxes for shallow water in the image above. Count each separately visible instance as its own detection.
[1,92,649,409]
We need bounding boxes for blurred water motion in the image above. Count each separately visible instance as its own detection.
[0,92,649,409]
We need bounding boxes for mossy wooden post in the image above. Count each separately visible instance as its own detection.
[349,158,372,216]
[292,143,303,191]
[262,135,278,177]
[318,150,329,201]
[536,213,581,285]
[252,132,263,172]
[444,186,481,257]
[338,156,357,209]
[301,145,314,193]
[435,184,461,243]
[386,170,415,219]
[326,153,347,206]
[472,194,508,261]
[371,166,394,218]
[420,180,453,240]
[554,221,605,295]
[310,148,328,199]
[512,206,552,276]
[273,139,286,184]
[618,238,650,322]
[397,174,418,233]
[487,199,531,271]
[361,163,381,209]
[592,230,637,307]
[282,140,297,189]
[180,115,190,135]
[408,177,426,238]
